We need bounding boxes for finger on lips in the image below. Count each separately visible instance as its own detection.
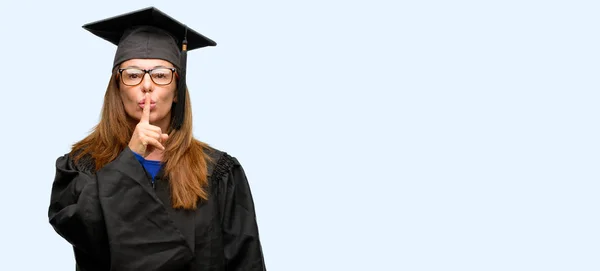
[141,94,151,124]
[132,94,169,153]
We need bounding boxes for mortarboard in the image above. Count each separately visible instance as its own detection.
[82,6,217,130]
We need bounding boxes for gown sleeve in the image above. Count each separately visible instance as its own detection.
[49,148,194,271]
[220,157,267,271]
[48,154,110,271]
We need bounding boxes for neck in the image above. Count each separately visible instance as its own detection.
[145,149,164,161]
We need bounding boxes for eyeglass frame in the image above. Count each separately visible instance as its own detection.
[117,67,177,86]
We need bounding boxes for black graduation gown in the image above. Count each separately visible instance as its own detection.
[48,147,266,271]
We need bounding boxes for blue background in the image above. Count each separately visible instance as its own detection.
[1,1,599,270]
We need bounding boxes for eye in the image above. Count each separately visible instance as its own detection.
[153,73,167,79]
[152,69,170,79]
[125,70,143,79]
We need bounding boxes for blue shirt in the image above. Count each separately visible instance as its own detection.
[132,152,163,182]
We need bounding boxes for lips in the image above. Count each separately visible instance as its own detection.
[138,100,157,109]
[138,103,156,109]
[138,98,156,104]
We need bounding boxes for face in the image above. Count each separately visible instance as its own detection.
[118,59,177,130]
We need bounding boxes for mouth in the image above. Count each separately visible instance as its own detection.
[138,102,157,109]
[138,97,156,103]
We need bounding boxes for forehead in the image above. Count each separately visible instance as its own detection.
[119,59,174,69]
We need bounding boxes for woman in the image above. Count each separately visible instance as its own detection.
[48,7,266,271]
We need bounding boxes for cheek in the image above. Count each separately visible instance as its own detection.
[163,94,175,105]
[120,88,137,103]
[162,87,178,103]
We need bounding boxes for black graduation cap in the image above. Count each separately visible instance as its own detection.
[82,6,216,130]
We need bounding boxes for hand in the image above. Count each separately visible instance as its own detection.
[128,94,169,157]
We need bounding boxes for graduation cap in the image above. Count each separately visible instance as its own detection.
[82,6,216,130]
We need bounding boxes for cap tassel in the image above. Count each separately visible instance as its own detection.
[171,27,188,130]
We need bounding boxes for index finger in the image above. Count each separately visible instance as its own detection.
[140,94,151,124]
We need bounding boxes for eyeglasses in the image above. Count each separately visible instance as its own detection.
[117,67,176,86]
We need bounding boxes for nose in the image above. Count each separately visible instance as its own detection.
[141,73,153,92]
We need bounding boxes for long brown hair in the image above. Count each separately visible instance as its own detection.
[72,71,210,210]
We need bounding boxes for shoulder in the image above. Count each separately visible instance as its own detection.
[56,150,96,174]
[203,145,240,178]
